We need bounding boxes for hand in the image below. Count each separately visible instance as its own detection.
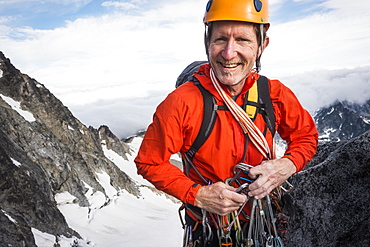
[248,158,296,199]
[194,181,247,215]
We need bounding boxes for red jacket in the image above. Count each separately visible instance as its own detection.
[135,64,318,205]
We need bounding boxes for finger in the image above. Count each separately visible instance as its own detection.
[213,188,246,214]
[248,174,268,191]
[195,182,245,215]
[215,201,243,216]
[248,176,270,196]
[251,183,275,199]
[224,183,239,192]
[214,182,245,203]
[225,191,247,206]
[248,178,276,199]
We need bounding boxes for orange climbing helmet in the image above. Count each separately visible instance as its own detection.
[203,0,270,26]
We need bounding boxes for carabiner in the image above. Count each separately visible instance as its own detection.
[235,182,249,193]
[233,163,254,174]
[220,235,233,247]
[235,229,247,247]
[280,180,293,193]
[266,236,273,247]
[202,209,213,244]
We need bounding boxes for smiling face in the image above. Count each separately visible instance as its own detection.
[208,21,262,94]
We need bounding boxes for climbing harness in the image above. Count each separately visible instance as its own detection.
[181,162,290,247]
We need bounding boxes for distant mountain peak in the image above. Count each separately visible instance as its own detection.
[314,99,370,142]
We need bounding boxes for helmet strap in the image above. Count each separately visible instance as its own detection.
[255,24,265,73]
[204,24,210,60]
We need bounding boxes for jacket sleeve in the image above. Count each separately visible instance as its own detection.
[270,80,318,172]
[134,91,201,205]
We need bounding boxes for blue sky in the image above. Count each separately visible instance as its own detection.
[1,0,331,30]
[1,0,370,138]
[270,0,329,23]
[1,0,173,30]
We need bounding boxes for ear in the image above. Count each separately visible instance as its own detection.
[262,36,269,51]
[258,36,270,56]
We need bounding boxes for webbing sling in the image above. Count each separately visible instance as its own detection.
[185,75,276,163]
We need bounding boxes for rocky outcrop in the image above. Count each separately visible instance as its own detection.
[0,144,77,246]
[99,125,131,160]
[287,130,370,246]
[0,51,139,244]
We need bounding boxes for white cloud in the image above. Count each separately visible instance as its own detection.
[71,92,165,138]
[279,66,370,112]
[102,1,139,10]
[262,0,370,76]
[0,16,13,24]
[0,0,205,100]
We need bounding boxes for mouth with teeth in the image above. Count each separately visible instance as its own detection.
[218,60,243,69]
[222,63,239,68]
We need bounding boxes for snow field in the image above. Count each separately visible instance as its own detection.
[48,137,183,247]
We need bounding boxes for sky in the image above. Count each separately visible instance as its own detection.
[1,0,370,138]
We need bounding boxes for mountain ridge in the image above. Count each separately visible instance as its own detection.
[0,51,141,245]
[314,99,370,142]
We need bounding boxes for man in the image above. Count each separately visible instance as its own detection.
[135,0,318,246]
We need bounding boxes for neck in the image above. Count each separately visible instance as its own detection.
[227,76,248,96]
[228,83,244,96]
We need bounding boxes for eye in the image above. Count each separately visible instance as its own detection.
[213,37,227,44]
[215,37,227,42]
[236,37,250,42]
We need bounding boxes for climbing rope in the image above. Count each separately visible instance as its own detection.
[210,68,272,160]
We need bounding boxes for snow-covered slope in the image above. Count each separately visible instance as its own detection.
[36,137,183,247]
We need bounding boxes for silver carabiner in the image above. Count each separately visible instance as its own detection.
[266,236,273,247]
[233,163,254,174]
[280,180,293,193]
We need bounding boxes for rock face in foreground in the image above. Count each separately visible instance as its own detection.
[288,130,370,246]
[0,51,139,245]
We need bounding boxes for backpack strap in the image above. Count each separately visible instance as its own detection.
[245,81,259,119]
[186,76,217,160]
[256,76,276,136]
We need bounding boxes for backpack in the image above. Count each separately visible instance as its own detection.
[175,61,276,162]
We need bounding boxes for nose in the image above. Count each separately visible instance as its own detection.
[222,40,237,60]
